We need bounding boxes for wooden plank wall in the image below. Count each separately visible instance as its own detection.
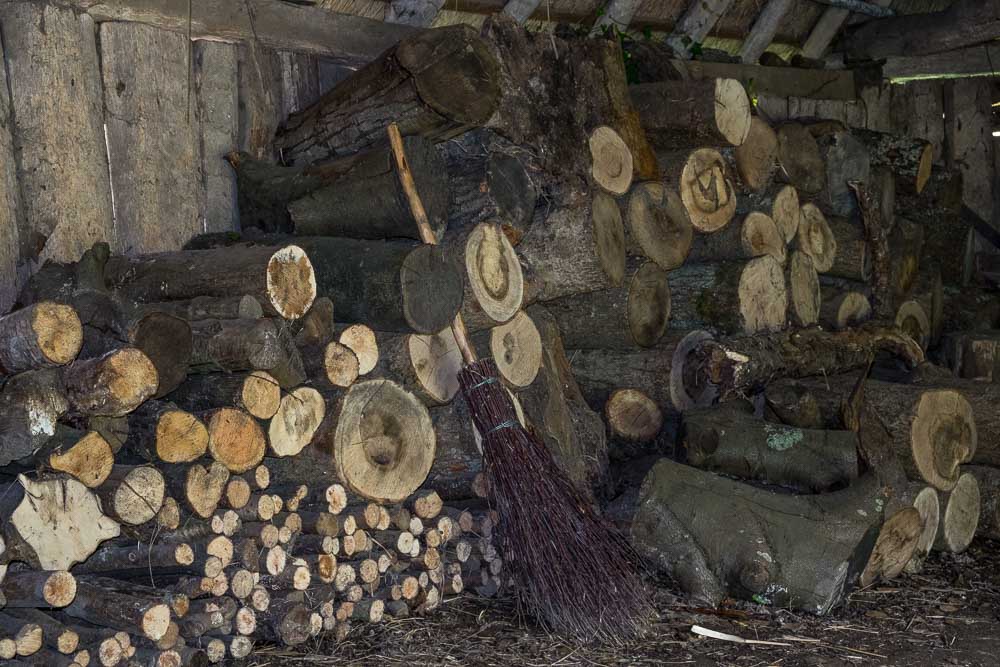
[757,79,994,225]
[0,3,330,314]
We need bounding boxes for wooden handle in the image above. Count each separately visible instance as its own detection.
[387,124,478,365]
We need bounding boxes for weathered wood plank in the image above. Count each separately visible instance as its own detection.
[101,21,202,254]
[278,51,321,120]
[738,0,795,64]
[195,41,239,234]
[800,0,892,59]
[501,0,541,24]
[236,42,283,160]
[883,43,1000,81]
[666,60,856,100]
[592,1,641,35]
[384,0,445,26]
[0,4,115,266]
[946,79,994,223]
[64,0,416,64]
[0,37,23,315]
[890,81,945,162]
[665,0,736,60]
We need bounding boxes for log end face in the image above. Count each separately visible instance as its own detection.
[606,388,663,443]
[400,245,464,334]
[771,185,800,244]
[409,329,461,404]
[157,410,209,463]
[937,472,981,554]
[48,431,115,488]
[243,371,282,419]
[208,408,267,474]
[626,182,692,271]
[141,603,171,641]
[797,204,836,273]
[913,390,976,491]
[33,301,83,366]
[466,223,524,324]
[268,387,326,458]
[267,245,317,321]
[738,256,788,334]
[42,570,77,607]
[339,324,379,376]
[906,486,940,573]
[592,191,627,287]
[589,126,634,196]
[787,251,820,327]
[714,79,752,147]
[861,507,922,587]
[114,466,166,525]
[489,310,542,388]
[735,117,779,192]
[323,341,361,388]
[681,148,736,233]
[670,330,719,411]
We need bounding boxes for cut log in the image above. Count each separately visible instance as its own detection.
[442,222,524,330]
[0,610,78,655]
[164,461,230,519]
[687,211,786,264]
[230,136,449,241]
[125,401,208,464]
[105,243,316,321]
[485,310,542,389]
[268,387,325,458]
[629,79,751,149]
[373,330,460,407]
[302,341,360,391]
[895,300,931,352]
[819,288,871,330]
[794,203,836,274]
[316,379,435,503]
[188,318,286,376]
[0,303,82,377]
[732,116,779,192]
[850,129,934,195]
[338,324,378,377]
[277,25,500,164]
[907,265,943,347]
[206,408,267,474]
[624,182,693,271]
[588,126,633,196]
[630,460,898,613]
[125,312,192,399]
[809,126,870,218]
[63,577,170,641]
[45,429,115,489]
[933,471,979,554]
[605,388,663,445]
[887,485,941,574]
[680,406,859,492]
[543,261,670,350]
[0,613,42,657]
[786,251,821,327]
[776,123,825,196]
[131,295,264,322]
[0,475,120,570]
[915,213,975,289]
[517,200,625,303]
[967,466,1000,541]
[62,348,158,417]
[825,217,870,282]
[0,570,77,608]
[738,183,800,244]
[661,148,737,233]
[440,130,537,243]
[95,465,166,526]
[165,371,281,421]
[778,375,975,491]
[668,256,787,334]
[0,369,68,466]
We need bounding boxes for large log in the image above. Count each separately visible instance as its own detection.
[542,261,670,349]
[0,304,82,377]
[623,182,693,270]
[680,406,859,492]
[629,79,751,149]
[61,348,158,417]
[105,243,316,321]
[629,460,913,612]
[276,25,500,164]
[823,217,870,282]
[667,256,787,334]
[63,577,171,641]
[228,136,449,240]
[0,475,120,570]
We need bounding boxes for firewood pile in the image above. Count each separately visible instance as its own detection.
[1,14,999,663]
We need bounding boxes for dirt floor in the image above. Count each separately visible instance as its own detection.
[243,538,1000,666]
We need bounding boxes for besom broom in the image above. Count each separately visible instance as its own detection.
[387,124,651,643]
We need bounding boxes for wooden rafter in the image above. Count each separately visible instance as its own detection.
[384,0,445,26]
[665,0,736,59]
[591,1,641,35]
[738,0,795,64]
[501,0,542,24]
[800,0,891,59]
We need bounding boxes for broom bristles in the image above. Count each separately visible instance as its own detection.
[459,358,652,644]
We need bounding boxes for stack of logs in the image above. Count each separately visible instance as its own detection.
[3,13,1000,663]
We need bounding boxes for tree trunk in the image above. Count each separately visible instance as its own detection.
[819,287,871,330]
[440,129,538,243]
[680,406,859,492]
[687,211,786,264]
[229,135,449,241]
[667,256,787,334]
[623,182,693,271]
[0,303,82,377]
[659,148,738,233]
[629,79,751,149]
[933,471,980,554]
[967,465,1000,541]
[0,475,120,570]
[825,217,871,282]
[786,251,821,327]
[795,203,836,274]
[629,460,909,613]
[105,243,316,321]
[542,261,671,349]
[165,371,281,420]
[776,123,826,196]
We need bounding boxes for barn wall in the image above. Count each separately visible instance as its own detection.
[0,3,333,314]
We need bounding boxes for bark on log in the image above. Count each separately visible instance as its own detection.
[126,312,192,398]
[0,570,76,608]
[680,406,859,492]
[62,348,158,417]
[124,401,208,464]
[543,261,671,349]
[0,612,42,657]
[786,251,821,327]
[276,25,501,164]
[667,256,787,334]
[888,217,924,302]
[687,211,786,264]
[629,79,751,149]
[630,460,902,613]
[0,304,82,377]
[104,243,317,321]
[517,199,625,303]
[660,148,737,233]
[825,217,870,282]
[933,471,980,554]
[0,610,78,655]
[165,371,281,421]
[440,129,538,243]
[0,370,71,464]
[623,182,693,271]
[810,126,870,218]
[0,475,120,570]
[773,375,976,491]
[63,577,171,641]
[894,300,931,352]
[852,129,934,196]
[794,203,836,274]
[819,287,871,330]
[131,295,264,322]
[967,465,1000,541]
[915,211,975,288]
[229,136,449,241]
[776,123,826,196]
[301,340,360,391]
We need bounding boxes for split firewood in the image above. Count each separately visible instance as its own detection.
[228,136,448,241]
[623,182,693,271]
[544,261,671,349]
[629,78,751,149]
[0,303,82,377]
[680,406,859,492]
[668,256,788,334]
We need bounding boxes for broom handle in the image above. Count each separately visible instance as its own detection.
[387,123,479,366]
